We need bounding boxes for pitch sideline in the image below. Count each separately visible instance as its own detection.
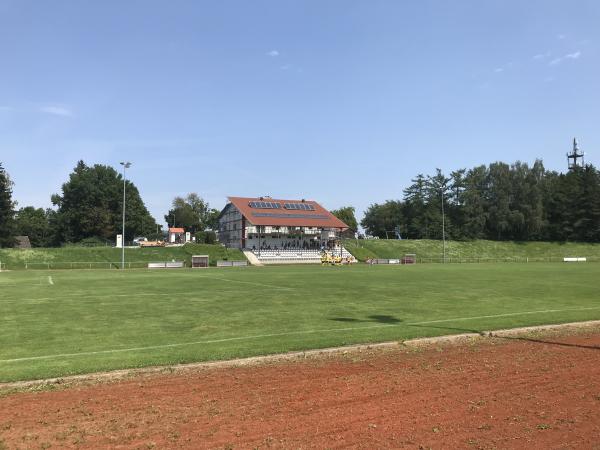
[2,305,600,364]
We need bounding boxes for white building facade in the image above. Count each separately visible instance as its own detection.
[217,197,348,256]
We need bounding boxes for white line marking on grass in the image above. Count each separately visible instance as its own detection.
[0,325,389,363]
[195,275,295,291]
[48,276,54,285]
[6,276,293,304]
[408,309,591,326]
[2,305,600,363]
[6,290,246,304]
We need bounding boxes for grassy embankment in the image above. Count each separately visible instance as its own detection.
[344,239,600,263]
[0,244,246,269]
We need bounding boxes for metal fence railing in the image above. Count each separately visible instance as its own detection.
[0,261,174,270]
[0,256,596,271]
[414,256,598,264]
[363,256,598,265]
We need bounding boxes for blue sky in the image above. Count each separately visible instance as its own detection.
[1,0,599,226]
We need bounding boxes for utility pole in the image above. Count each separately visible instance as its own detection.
[120,161,132,270]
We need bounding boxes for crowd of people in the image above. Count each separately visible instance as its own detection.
[252,240,331,252]
[321,250,354,266]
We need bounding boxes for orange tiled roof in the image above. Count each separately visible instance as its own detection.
[226,197,348,229]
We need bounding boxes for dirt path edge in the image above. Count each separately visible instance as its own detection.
[2,319,600,392]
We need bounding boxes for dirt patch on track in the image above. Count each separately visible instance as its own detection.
[2,327,600,449]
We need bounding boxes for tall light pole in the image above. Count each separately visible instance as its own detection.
[120,161,132,270]
[441,186,446,263]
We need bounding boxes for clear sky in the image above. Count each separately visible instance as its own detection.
[1,0,599,226]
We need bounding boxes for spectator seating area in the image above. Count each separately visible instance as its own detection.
[251,247,355,264]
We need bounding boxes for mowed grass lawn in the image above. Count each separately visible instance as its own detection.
[1,263,599,382]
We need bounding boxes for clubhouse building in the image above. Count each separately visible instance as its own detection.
[217,196,353,264]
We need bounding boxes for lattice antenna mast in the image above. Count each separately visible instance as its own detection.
[567,137,585,170]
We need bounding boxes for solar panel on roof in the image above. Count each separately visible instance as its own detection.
[252,212,329,220]
[249,201,282,209]
[284,202,315,211]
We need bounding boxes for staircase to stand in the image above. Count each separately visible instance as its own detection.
[242,249,264,266]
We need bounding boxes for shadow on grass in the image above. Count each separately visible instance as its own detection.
[409,323,485,335]
[329,318,600,351]
[408,323,600,351]
[329,315,402,325]
[370,315,402,324]
[496,335,600,351]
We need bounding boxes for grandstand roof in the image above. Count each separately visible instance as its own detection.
[226,196,348,229]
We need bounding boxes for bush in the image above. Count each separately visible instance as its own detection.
[195,231,217,244]
[69,237,111,247]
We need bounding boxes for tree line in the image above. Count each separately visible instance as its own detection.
[0,161,219,248]
[358,160,600,242]
[2,159,599,248]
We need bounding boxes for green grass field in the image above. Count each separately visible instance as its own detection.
[1,263,599,382]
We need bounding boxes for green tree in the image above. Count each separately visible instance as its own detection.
[423,169,451,240]
[0,163,16,247]
[555,165,600,242]
[507,160,545,240]
[447,169,467,239]
[14,206,57,247]
[461,165,488,239]
[540,170,563,240]
[331,206,358,237]
[403,174,428,238]
[579,165,600,241]
[485,162,513,240]
[364,159,600,243]
[361,200,404,238]
[52,161,159,243]
[165,193,218,233]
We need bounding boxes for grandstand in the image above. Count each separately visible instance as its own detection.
[218,196,354,264]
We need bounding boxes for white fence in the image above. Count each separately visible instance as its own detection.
[216,260,248,267]
[0,261,186,270]
[405,256,595,264]
[147,261,185,269]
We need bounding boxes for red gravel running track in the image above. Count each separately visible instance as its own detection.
[1,330,600,449]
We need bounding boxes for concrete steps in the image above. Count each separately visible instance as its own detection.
[242,250,263,266]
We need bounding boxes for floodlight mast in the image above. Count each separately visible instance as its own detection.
[441,186,446,263]
[120,162,132,270]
